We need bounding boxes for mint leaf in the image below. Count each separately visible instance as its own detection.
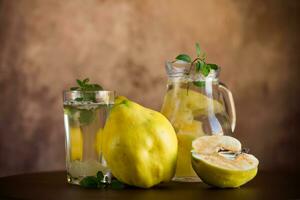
[202,52,206,60]
[75,97,83,101]
[207,63,218,70]
[195,43,201,57]
[80,176,98,188]
[83,92,97,102]
[201,63,210,76]
[175,54,191,63]
[195,61,204,72]
[92,84,103,90]
[193,81,205,88]
[111,179,125,189]
[79,171,125,190]
[76,79,84,87]
[84,84,102,92]
[79,109,95,125]
[72,78,103,92]
[97,171,104,182]
[83,78,90,84]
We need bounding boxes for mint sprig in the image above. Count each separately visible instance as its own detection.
[79,171,126,189]
[70,78,103,102]
[68,78,103,126]
[174,43,219,88]
[71,78,103,91]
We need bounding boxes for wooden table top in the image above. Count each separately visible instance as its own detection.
[0,171,299,199]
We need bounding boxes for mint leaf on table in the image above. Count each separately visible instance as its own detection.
[97,171,104,182]
[79,171,126,189]
[80,176,99,188]
[175,54,192,63]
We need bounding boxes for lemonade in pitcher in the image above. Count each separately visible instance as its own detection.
[161,45,236,182]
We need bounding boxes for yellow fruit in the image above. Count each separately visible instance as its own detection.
[102,96,178,188]
[70,127,83,161]
[191,135,259,188]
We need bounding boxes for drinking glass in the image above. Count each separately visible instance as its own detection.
[63,90,115,185]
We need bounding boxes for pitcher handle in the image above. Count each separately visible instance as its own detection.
[218,83,236,132]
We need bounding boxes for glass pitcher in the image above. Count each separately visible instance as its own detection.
[161,61,236,182]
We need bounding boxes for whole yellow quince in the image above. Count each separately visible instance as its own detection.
[102,96,178,188]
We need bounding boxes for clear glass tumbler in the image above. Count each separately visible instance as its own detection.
[63,90,115,185]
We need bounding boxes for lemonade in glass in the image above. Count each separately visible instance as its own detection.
[63,89,115,185]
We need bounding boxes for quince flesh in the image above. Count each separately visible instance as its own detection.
[191,135,259,188]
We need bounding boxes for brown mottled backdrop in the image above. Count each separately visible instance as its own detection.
[0,0,299,177]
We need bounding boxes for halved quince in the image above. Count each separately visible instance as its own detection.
[191,135,259,188]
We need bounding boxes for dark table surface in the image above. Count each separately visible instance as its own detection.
[0,171,299,200]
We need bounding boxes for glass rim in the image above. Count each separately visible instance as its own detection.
[63,90,116,103]
[165,61,221,79]
[63,90,115,95]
